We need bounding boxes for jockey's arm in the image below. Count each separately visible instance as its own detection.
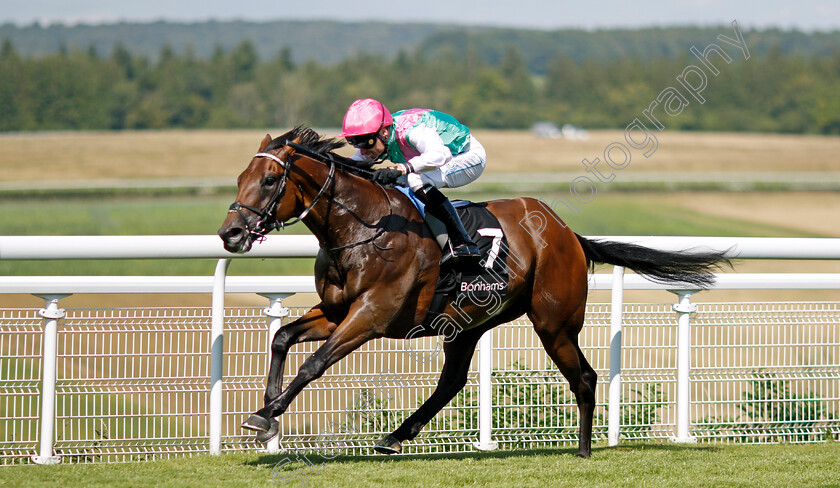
[403,126,452,173]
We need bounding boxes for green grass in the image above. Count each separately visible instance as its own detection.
[0,195,233,236]
[520,192,816,238]
[0,195,314,276]
[1,442,838,487]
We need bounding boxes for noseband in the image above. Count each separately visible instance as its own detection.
[228,149,336,239]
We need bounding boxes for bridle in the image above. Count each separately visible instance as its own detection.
[227,141,395,253]
[227,148,336,240]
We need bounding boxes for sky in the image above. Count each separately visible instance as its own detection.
[2,0,839,32]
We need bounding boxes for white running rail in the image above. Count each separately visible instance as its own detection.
[1,235,839,464]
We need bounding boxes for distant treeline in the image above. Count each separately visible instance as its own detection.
[1,32,839,133]
[4,21,840,70]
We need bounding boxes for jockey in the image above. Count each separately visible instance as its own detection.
[340,98,485,260]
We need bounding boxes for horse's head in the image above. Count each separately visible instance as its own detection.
[218,133,304,253]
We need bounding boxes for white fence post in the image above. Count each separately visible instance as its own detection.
[608,266,625,447]
[259,293,292,454]
[209,259,230,456]
[474,328,498,451]
[670,290,699,443]
[31,294,68,465]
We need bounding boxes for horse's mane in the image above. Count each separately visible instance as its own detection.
[265,125,375,177]
[264,125,345,155]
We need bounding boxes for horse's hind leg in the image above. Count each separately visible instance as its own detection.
[573,339,598,456]
[531,304,597,458]
[374,324,488,454]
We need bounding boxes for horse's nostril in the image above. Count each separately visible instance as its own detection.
[219,226,243,242]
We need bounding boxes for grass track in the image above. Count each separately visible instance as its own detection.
[2,442,838,487]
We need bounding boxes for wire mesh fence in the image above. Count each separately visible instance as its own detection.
[691,302,840,443]
[1,300,838,465]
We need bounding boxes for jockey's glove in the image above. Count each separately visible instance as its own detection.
[371,168,403,185]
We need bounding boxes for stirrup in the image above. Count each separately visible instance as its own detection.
[441,241,480,264]
[452,243,481,258]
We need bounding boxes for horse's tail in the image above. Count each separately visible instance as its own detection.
[574,234,731,288]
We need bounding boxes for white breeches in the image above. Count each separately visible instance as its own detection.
[405,135,486,192]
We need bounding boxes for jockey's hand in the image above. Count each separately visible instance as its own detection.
[371,168,403,185]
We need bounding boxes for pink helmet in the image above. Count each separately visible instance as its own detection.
[339,98,393,137]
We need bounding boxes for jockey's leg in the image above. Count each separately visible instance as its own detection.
[406,134,486,261]
[440,135,486,189]
[412,186,480,260]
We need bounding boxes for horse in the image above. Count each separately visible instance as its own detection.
[217,126,729,458]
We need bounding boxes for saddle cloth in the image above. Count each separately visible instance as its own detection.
[394,187,510,330]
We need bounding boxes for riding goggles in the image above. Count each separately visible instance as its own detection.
[346,133,378,150]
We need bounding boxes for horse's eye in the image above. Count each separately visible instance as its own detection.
[263,176,278,187]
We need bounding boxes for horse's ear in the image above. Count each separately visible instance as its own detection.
[258,134,272,152]
[277,136,302,159]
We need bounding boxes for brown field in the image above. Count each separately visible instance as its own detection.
[473,129,840,173]
[625,191,840,238]
[651,192,840,237]
[1,129,839,182]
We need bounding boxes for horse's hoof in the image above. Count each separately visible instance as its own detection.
[373,435,402,455]
[256,419,280,443]
[242,414,272,433]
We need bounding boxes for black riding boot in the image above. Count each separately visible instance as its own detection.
[415,187,480,260]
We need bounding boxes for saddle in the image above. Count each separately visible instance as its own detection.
[395,187,510,329]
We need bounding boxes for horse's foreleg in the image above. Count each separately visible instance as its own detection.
[252,305,338,442]
[264,305,338,403]
[374,326,485,455]
[244,309,377,432]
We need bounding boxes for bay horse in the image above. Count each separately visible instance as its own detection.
[217,126,728,458]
